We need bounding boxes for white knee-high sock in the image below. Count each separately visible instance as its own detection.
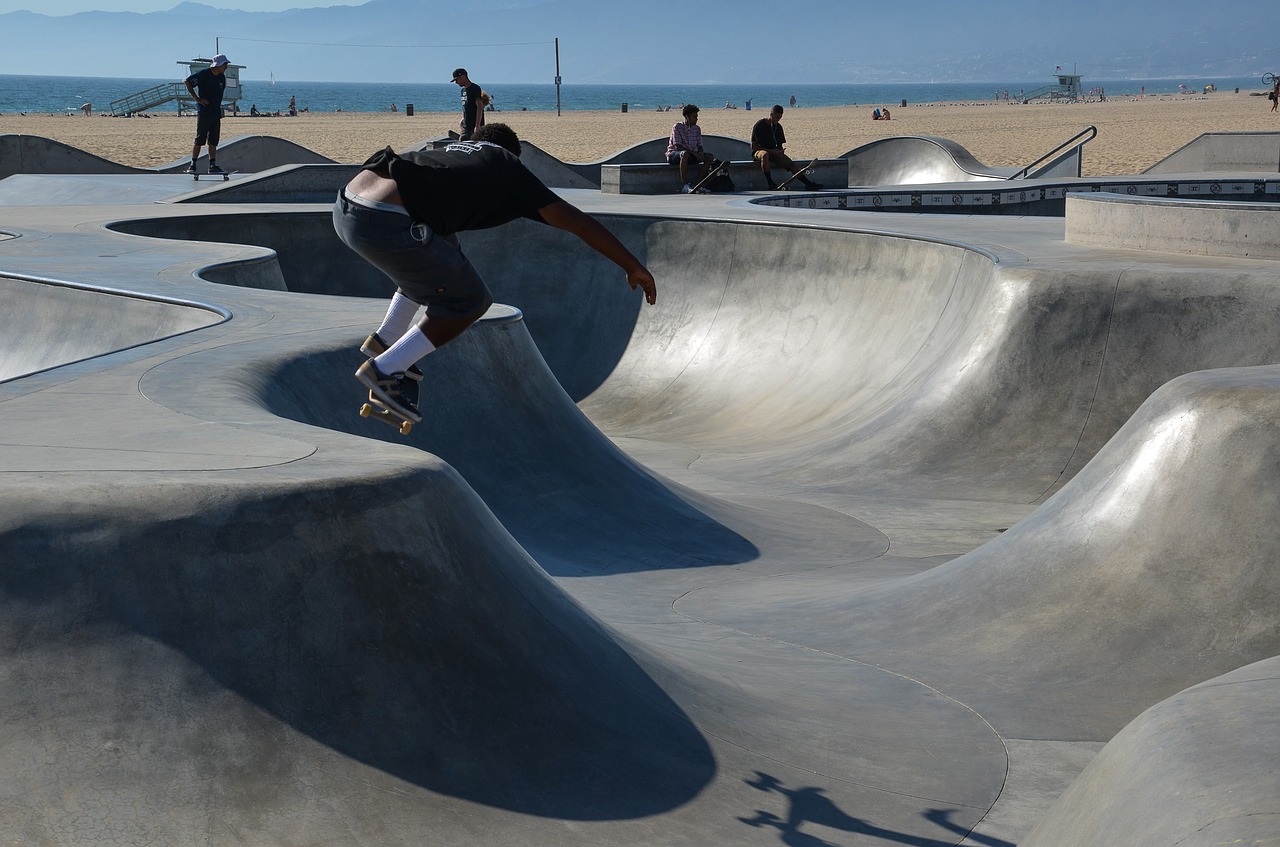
[375,293,421,344]
[375,326,436,376]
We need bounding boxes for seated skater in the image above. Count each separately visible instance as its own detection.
[750,105,822,191]
[333,123,658,423]
[666,104,717,193]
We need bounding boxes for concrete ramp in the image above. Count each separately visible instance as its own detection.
[1022,656,1280,846]
[0,133,148,180]
[0,275,224,381]
[1144,130,1280,174]
[843,135,1015,185]
[155,133,336,173]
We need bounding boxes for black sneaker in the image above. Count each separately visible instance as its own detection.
[208,163,226,175]
[183,162,197,174]
[801,180,824,191]
[360,333,424,381]
[355,360,421,422]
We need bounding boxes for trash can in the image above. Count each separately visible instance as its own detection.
[405,103,414,116]
[621,102,628,113]
[901,99,907,108]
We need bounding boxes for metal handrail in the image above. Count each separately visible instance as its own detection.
[1009,125,1097,179]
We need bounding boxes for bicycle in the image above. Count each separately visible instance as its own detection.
[1265,72,1278,87]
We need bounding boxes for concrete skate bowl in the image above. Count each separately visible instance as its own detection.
[0,273,225,381]
[247,209,1280,843]
[843,135,1016,185]
[8,201,1280,844]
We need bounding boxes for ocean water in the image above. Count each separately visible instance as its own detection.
[0,74,1268,116]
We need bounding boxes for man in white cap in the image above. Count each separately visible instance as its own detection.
[184,54,230,175]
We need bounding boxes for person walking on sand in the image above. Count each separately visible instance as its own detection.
[451,68,483,140]
[333,123,657,424]
[750,105,822,191]
[667,104,717,193]
[184,53,230,175]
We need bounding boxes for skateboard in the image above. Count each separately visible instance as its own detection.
[191,169,236,182]
[359,394,415,436]
[775,159,818,190]
[687,159,729,194]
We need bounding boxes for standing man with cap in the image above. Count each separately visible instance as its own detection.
[451,68,483,141]
[184,54,230,175]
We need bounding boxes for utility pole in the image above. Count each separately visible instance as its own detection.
[555,38,561,116]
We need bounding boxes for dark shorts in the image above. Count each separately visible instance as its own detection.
[332,191,494,322]
[667,149,707,166]
[194,108,221,146]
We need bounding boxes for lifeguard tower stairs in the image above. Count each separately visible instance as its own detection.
[1020,72,1084,103]
[109,58,245,116]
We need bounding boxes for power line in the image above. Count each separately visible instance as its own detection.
[218,36,553,50]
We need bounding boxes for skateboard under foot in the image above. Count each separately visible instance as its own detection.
[359,397,415,436]
[191,170,235,182]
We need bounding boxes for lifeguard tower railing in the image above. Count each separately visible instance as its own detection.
[109,83,193,116]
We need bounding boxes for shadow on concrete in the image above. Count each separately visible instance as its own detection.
[738,772,1015,847]
[0,467,716,819]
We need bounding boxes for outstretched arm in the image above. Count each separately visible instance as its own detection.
[537,200,657,305]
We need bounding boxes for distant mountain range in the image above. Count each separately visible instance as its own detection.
[1,0,1274,85]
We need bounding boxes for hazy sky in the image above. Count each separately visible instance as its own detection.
[0,0,347,12]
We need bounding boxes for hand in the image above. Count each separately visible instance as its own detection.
[628,267,657,305]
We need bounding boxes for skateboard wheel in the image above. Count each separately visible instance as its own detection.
[359,403,373,418]
[400,421,413,436]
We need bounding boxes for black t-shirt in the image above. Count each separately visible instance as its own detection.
[751,117,786,150]
[460,82,482,135]
[361,142,560,237]
[185,68,226,113]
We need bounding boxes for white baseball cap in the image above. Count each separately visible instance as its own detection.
[211,54,229,68]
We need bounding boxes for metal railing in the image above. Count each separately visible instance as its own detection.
[1010,125,1097,180]
[109,83,190,116]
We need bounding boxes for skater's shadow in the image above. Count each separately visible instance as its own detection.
[738,772,1015,847]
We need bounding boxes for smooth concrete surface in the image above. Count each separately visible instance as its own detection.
[1144,130,1280,174]
[1,137,1279,846]
[844,135,1017,185]
[1066,190,1280,259]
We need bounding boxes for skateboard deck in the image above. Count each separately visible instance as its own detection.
[687,159,729,194]
[359,395,415,435]
[775,159,818,190]
[191,169,236,182]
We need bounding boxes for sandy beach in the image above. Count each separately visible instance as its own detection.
[2,88,1277,176]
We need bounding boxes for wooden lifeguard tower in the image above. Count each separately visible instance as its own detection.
[108,57,247,116]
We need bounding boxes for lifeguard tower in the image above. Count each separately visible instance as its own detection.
[1054,72,1083,100]
[108,57,246,117]
[1019,71,1085,103]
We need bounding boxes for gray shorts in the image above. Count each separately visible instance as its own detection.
[332,191,493,322]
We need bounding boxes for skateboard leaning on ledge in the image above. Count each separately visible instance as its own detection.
[687,159,729,194]
[775,159,818,190]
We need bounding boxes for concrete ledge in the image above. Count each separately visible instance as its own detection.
[601,159,847,194]
[1066,193,1280,259]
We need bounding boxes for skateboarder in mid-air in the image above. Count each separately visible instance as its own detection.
[334,122,658,424]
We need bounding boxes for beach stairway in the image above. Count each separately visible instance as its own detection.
[110,82,190,116]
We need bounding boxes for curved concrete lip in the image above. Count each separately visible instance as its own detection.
[0,158,1278,846]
